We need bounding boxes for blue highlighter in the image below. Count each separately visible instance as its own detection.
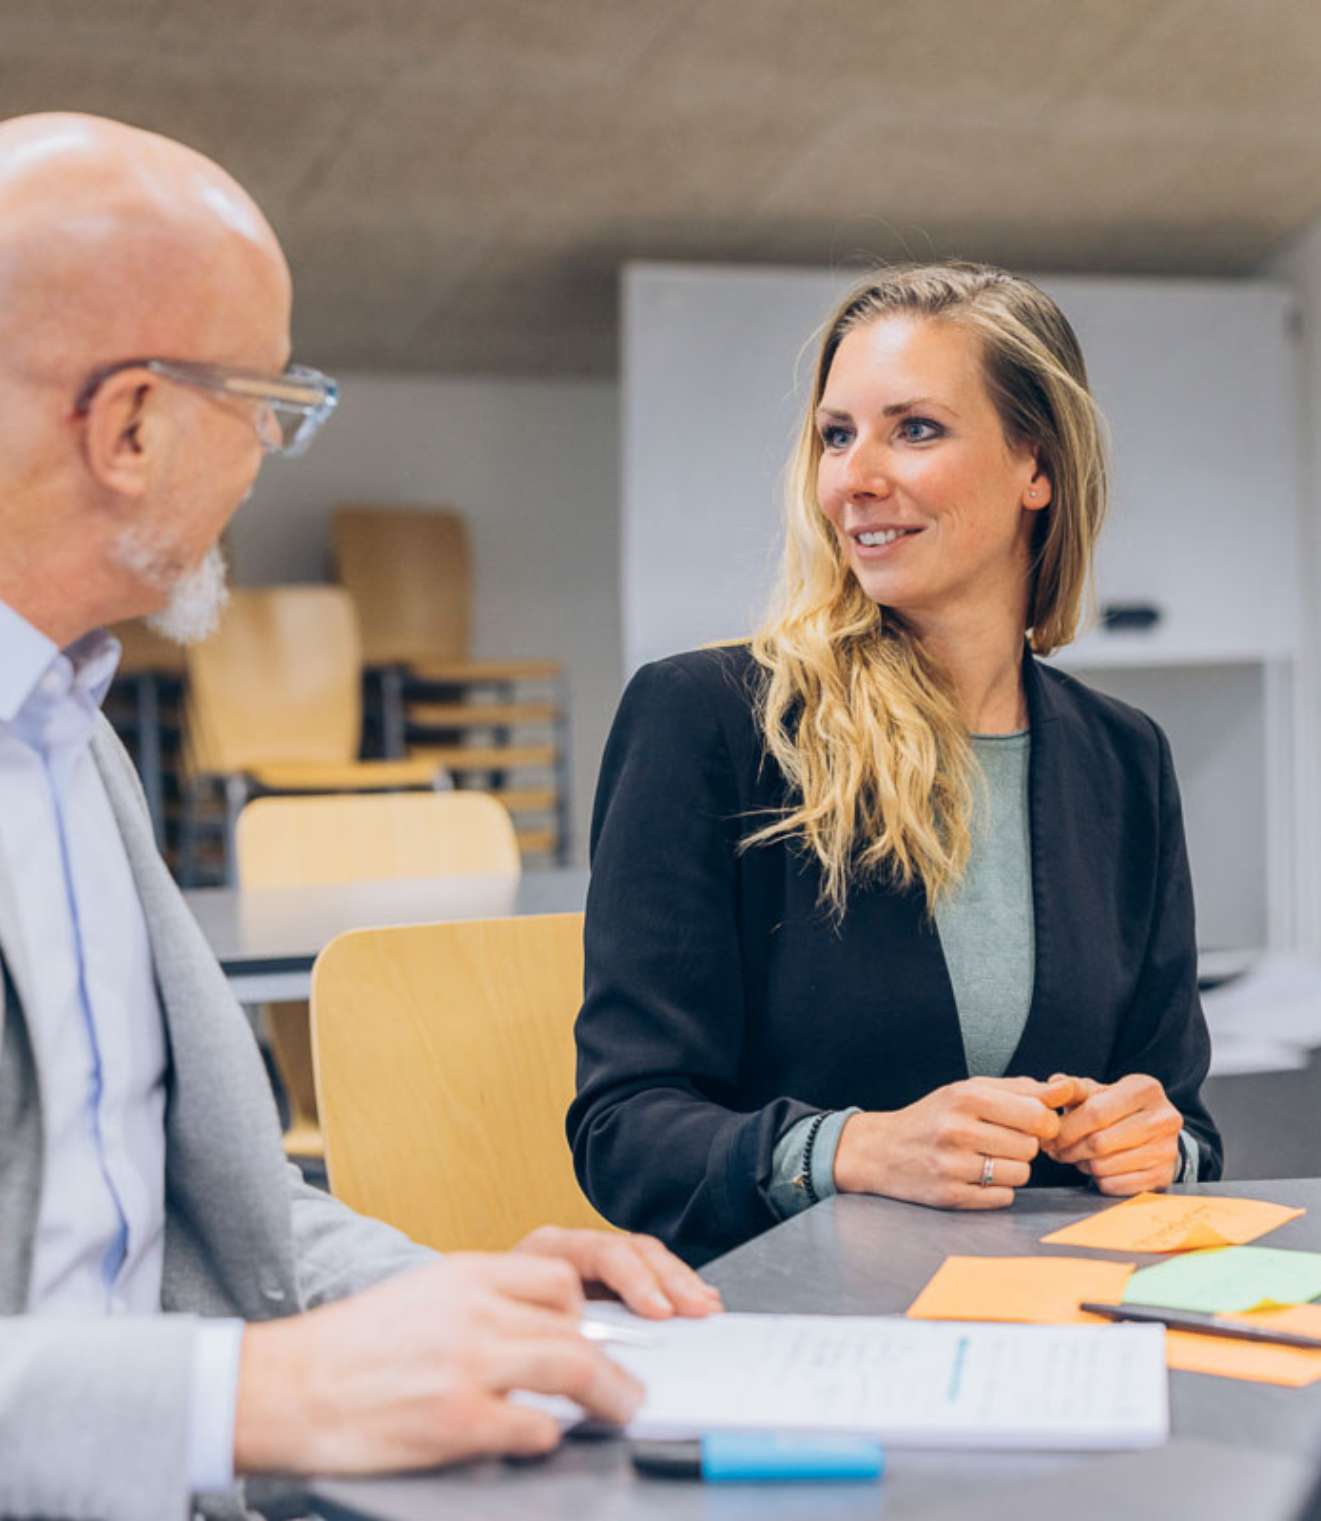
[630,1432,885,1483]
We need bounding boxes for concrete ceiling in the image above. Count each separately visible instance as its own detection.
[4,0,1319,375]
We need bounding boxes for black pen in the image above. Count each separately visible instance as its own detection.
[1079,1301,1321,1351]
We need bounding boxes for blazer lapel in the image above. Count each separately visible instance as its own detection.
[0,954,42,1312]
[88,720,297,1317]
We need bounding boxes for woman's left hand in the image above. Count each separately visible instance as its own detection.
[513,1225,723,1320]
[1042,1073,1182,1194]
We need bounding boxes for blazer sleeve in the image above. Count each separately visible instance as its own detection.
[286,1161,436,1308]
[1108,720,1223,1178]
[567,658,817,1265]
[0,1314,200,1521]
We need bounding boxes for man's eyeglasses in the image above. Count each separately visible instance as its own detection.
[72,358,339,457]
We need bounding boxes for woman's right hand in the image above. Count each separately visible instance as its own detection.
[833,1076,1080,1209]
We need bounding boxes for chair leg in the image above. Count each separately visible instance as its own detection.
[380,664,408,760]
[264,1000,324,1161]
[222,774,250,887]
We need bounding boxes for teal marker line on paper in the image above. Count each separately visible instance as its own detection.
[947,1335,969,1402]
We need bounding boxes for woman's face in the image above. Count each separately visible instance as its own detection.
[815,314,1050,631]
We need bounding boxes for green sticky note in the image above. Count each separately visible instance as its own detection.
[1123,1246,1321,1315]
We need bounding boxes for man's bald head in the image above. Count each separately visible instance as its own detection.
[0,113,297,648]
[0,112,290,379]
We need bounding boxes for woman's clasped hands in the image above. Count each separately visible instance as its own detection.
[833,1069,1183,1210]
[833,1075,1080,1208]
[1041,1071,1184,1194]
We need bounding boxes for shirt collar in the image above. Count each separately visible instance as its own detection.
[0,599,121,724]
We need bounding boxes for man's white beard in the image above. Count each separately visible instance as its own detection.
[112,527,231,646]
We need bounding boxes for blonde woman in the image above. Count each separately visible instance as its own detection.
[568,263,1221,1266]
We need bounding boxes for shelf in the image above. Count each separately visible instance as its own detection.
[407,701,558,727]
[408,744,557,770]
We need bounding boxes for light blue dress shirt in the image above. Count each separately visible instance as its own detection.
[0,599,242,1494]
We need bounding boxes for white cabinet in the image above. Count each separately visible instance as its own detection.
[1038,279,1299,669]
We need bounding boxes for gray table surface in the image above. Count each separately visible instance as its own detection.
[308,1179,1321,1521]
[185,867,590,999]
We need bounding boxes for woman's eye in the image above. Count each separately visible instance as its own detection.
[819,423,853,449]
[897,416,942,443]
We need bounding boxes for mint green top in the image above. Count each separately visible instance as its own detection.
[934,730,1034,1079]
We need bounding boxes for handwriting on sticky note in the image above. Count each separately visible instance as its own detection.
[1166,1305,1321,1387]
[906,1256,1135,1325]
[1124,1246,1321,1316]
[1041,1193,1304,1253]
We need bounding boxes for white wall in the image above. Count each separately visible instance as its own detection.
[227,374,620,865]
[1265,221,1321,952]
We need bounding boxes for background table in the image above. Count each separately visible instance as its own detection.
[185,867,590,1001]
[307,1179,1321,1521]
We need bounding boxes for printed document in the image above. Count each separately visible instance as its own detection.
[553,1310,1168,1450]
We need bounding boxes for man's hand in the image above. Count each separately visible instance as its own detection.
[1043,1073,1182,1194]
[234,1254,643,1476]
[833,1076,1079,1209]
[513,1225,722,1318]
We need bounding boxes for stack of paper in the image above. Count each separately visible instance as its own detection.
[552,1308,1168,1451]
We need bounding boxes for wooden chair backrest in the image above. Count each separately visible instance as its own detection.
[185,586,362,773]
[236,792,521,889]
[332,504,472,666]
[312,913,612,1252]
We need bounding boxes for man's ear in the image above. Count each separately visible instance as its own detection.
[82,372,156,497]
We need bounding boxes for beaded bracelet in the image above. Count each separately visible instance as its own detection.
[795,1111,831,1207]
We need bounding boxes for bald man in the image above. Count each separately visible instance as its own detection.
[0,114,718,1521]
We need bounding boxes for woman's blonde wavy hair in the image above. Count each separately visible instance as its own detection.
[746,262,1108,917]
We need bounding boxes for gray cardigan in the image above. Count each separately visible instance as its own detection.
[0,718,433,1521]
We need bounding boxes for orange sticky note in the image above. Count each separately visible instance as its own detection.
[1041,1193,1304,1253]
[1165,1305,1321,1387]
[906,1255,1135,1325]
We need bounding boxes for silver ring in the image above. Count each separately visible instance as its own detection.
[979,1155,995,1188]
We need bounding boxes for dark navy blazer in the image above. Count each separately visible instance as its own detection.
[567,644,1222,1266]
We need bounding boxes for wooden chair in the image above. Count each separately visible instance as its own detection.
[311,912,613,1251]
[237,790,521,1162]
[332,504,473,668]
[332,506,569,861]
[182,586,443,881]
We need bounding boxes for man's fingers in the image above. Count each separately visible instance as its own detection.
[628,1234,723,1317]
[472,1397,563,1459]
[488,1338,643,1427]
[468,1251,585,1315]
[514,1227,720,1319]
[578,1234,675,1318]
